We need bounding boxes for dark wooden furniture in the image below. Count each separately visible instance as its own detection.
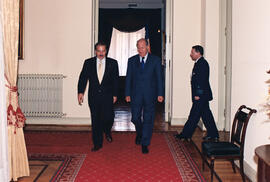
[201,105,257,182]
[19,0,24,59]
[255,145,270,182]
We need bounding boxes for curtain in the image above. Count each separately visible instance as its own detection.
[1,0,29,181]
[0,6,9,180]
[108,27,145,76]
[99,8,161,57]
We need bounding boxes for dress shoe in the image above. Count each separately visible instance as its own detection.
[142,145,149,154]
[174,133,191,141]
[135,135,141,145]
[105,134,113,143]
[203,136,219,142]
[91,146,102,152]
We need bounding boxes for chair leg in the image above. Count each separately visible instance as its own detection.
[202,155,205,171]
[202,159,205,171]
[240,158,246,182]
[230,159,236,173]
[210,159,215,182]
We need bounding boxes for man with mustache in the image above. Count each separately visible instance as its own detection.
[78,42,119,151]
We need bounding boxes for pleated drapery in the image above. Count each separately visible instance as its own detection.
[1,0,29,180]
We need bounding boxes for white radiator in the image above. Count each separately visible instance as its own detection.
[17,74,66,117]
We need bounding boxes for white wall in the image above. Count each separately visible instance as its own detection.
[201,0,223,130]
[171,0,202,125]
[232,0,270,180]
[171,0,222,128]
[20,0,223,126]
[19,0,92,120]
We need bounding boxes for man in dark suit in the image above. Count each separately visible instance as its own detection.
[78,42,119,152]
[125,38,164,154]
[175,45,219,141]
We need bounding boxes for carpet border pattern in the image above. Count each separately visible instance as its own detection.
[28,153,86,182]
[165,133,206,182]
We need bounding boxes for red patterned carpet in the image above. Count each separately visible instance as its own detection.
[25,131,205,182]
[27,153,86,182]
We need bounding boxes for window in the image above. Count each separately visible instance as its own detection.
[108,27,145,76]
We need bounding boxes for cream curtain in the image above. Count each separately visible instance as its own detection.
[1,0,29,181]
[108,27,145,76]
[0,9,9,181]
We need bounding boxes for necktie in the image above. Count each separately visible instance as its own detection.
[141,57,145,69]
[98,60,103,83]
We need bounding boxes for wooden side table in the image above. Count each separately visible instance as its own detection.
[255,145,270,182]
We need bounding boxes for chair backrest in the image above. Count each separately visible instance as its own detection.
[230,105,257,154]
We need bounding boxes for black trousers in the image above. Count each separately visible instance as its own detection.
[89,95,114,147]
[181,99,219,138]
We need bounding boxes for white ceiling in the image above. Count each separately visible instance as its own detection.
[99,0,164,9]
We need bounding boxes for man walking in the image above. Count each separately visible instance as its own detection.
[125,38,164,154]
[78,42,119,151]
[175,45,219,141]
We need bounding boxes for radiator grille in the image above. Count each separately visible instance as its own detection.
[17,74,65,117]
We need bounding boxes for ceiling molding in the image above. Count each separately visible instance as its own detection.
[100,0,164,9]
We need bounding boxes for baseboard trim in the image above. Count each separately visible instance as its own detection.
[25,117,91,125]
[235,160,257,182]
[171,118,220,132]
[171,118,205,130]
[171,118,187,126]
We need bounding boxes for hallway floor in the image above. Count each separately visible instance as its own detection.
[20,103,250,182]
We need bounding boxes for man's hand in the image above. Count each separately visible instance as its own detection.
[157,96,164,103]
[78,93,84,105]
[113,96,117,104]
[194,96,200,101]
[125,96,131,103]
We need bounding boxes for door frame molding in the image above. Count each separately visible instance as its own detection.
[91,0,99,57]
[165,0,173,122]
[224,0,232,131]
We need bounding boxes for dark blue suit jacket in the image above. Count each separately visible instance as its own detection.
[125,54,163,104]
[191,57,213,102]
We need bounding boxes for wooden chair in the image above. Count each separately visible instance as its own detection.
[201,105,257,182]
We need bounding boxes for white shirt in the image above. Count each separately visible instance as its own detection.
[191,56,202,79]
[97,57,106,79]
[195,56,202,63]
[140,53,148,63]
